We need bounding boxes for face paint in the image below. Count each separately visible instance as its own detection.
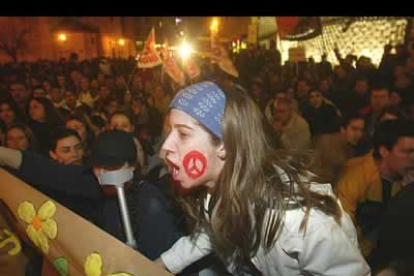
[183,150,207,179]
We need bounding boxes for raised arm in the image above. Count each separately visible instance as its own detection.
[0,147,100,200]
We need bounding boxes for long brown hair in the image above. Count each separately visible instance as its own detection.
[174,82,342,275]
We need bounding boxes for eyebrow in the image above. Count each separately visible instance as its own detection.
[61,143,82,150]
[174,124,194,131]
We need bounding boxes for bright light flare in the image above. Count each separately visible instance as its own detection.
[178,42,194,60]
[118,38,125,46]
[210,18,219,33]
[58,33,67,42]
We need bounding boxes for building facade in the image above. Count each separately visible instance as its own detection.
[0,17,138,64]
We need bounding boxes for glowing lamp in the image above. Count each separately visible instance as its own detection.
[178,41,194,60]
[58,33,67,42]
[210,18,219,33]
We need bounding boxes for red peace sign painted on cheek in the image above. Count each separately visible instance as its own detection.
[183,151,208,179]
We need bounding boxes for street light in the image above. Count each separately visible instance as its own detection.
[210,17,219,33]
[58,33,67,42]
[178,41,194,61]
[118,38,125,46]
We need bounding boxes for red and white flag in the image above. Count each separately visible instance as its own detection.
[137,28,163,68]
[210,31,239,78]
[161,41,186,86]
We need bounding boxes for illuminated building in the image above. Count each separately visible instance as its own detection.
[0,17,138,63]
[257,17,412,66]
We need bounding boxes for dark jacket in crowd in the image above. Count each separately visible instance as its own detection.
[11,150,104,226]
[341,91,370,117]
[370,183,414,269]
[28,121,59,156]
[301,102,341,136]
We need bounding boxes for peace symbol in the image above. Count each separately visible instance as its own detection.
[183,151,207,179]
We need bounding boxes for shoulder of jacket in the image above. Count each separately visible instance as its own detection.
[343,152,373,170]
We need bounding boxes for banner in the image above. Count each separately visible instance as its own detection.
[0,168,172,276]
[210,32,239,78]
[161,41,186,86]
[289,47,307,62]
[137,28,163,69]
[276,17,322,41]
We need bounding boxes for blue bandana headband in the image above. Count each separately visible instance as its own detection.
[169,81,226,139]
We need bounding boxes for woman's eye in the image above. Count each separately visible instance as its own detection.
[179,131,189,138]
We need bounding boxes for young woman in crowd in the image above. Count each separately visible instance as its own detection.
[65,114,95,162]
[26,97,63,154]
[5,123,37,151]
[156,81,370,276]
[0,99,20,127]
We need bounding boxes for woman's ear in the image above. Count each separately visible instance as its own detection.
[217,143,226,160]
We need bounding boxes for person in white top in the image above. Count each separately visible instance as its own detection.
[78,76,95,109]
[156,81,370,276]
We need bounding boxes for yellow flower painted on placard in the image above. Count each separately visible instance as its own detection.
[84,253,133,276]
[17,200,57,254]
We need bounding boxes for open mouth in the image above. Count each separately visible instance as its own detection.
[166,158,181,181]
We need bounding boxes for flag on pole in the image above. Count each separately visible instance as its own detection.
[137,28,163,68]
[161,41,186,86]
[210,31,239,78]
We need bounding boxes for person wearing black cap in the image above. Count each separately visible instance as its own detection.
[0,130,188,261]
[92,130,190,259]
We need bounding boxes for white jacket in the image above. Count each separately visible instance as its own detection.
[161,183,370,276]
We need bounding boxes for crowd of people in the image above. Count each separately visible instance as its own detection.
[1,37,414,276]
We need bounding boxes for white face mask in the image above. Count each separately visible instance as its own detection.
[97,167,134,187]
